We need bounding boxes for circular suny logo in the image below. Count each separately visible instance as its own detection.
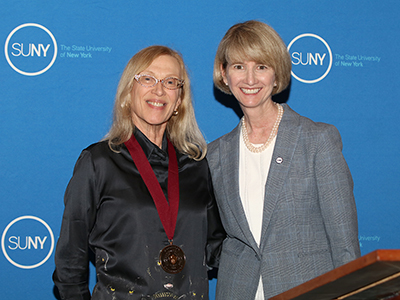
[1,216,55,269]
[287,33,332,84]
[4,23,58,76]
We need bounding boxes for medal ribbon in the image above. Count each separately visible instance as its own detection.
[125,134,179,242]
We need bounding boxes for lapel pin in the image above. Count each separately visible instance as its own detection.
[276,157,283,164]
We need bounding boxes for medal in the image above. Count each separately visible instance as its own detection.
[125,133,185,274]
[159,243,186,274]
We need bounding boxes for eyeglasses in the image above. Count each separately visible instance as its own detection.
[134,74,184,90]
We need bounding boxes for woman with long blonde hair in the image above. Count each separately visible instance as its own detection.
[53,45,225,300]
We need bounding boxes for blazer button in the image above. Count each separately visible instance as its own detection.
[276,157,283,164]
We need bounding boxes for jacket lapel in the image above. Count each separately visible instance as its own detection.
[260,104,302,250]
[220,123,260,254]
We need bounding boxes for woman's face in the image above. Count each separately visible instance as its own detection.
[130,55,182,134]
[222,60,276,111]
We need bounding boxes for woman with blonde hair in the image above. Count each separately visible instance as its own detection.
[53,45,225,300]
[208,20,360,299]
[106,46,206,159]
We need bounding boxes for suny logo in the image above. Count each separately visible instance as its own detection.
[287,33,332,84]
[4,23,58,76]
[1,216,54,269]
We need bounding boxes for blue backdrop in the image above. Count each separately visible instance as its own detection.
[1,1,399,299]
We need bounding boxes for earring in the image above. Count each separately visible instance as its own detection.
[173,110,179,116]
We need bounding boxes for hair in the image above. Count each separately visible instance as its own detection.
[103,45,207,160]
[213,20,291,95]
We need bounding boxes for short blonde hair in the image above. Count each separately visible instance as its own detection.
[103,45,206,160]
[214,20,291,95]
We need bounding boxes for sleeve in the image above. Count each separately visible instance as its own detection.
[205,166,226,269]
[53,150,99,300]
[315,125,361,268]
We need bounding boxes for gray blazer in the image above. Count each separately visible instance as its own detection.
[207,104,360,299]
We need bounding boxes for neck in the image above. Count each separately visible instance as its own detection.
[135,123,167,148]
[241,102,283,151]
[242,101,278,135]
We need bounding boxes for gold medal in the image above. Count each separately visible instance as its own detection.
[159,244,186,274]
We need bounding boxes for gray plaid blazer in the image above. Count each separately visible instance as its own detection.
[207,104,360,299]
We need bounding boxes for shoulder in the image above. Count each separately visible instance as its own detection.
[208,123,240,156]
[282,103,340,137]
[281,104,343,155]
[73,141,118,169]
[83,140,112,155]
[207,139,220,157]
[82,140,125,159]
[175,151,212,182]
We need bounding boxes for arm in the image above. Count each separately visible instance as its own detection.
[205,166,226,269]
[315,125,361,268]
[53,150,98,300]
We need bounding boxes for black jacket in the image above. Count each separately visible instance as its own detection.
[53,130,225,300]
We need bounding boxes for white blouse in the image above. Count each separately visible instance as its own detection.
[239,127,277,300]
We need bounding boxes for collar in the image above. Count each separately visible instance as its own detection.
[133,128,168,160]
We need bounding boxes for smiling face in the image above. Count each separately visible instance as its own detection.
[130,54,182,136]
[222,60,276,111]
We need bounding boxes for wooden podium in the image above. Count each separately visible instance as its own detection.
[269,249,400,300]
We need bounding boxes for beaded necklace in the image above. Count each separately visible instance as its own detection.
[241,103,283,153]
